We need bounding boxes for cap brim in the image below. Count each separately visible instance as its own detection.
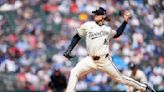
[92,11,105,15]
[92,10,97,14]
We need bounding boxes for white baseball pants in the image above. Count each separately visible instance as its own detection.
[66,55,146,92]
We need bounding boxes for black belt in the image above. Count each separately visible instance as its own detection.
[92,54,108,60]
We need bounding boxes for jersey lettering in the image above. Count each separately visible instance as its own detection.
[88,31,107,39]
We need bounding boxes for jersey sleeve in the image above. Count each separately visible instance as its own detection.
[110,28,117,37]
[106,26,117,38]
[77,22,88,37]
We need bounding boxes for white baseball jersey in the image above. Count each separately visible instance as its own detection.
[77,21,116,56]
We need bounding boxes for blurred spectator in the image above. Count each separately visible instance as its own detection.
[0,45,21,73]
[0,50,5,64]
[149,72,163,89]
[70,0,78,14]
[0,0,22,11]
[125,63,147,92]
[48,68,67,92]
[0,57,18,72]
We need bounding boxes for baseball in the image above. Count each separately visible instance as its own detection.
[125,11,131,16]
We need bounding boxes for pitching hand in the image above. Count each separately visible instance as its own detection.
[123,11,132,22]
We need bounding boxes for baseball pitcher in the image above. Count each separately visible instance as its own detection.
[63,7,155,92]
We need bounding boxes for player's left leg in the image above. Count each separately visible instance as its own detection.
[98,56,147,91]
[66,56,97,92]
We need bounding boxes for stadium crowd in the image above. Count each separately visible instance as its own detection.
[0,0,163,91]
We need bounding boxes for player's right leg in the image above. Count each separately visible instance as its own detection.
[66,56,97,92]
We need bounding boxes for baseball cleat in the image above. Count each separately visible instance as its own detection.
[145,84,156,92]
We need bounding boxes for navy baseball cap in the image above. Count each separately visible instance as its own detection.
[92,7,106,15]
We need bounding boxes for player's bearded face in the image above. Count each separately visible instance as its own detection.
[94,15,104,22]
